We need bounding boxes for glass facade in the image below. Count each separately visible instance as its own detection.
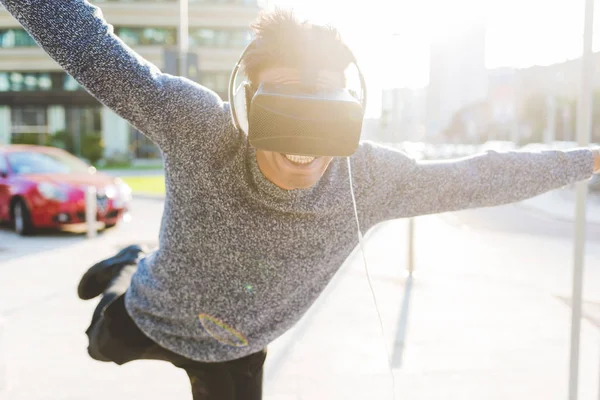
[116,27,177,47]
[0,28,37,48]
[8,106,103,156]
[94,0,258,5]
[130,128,162,159]
[0,72,52,92]
[63,73,85,91]
[1,27,251,48]
[200,71,230,94]
[12,106,47,127]
[189,28,251,48]
[10,106,49,145]
[0,72,82,92]
[65,107,103,156]
[0,0,255,158]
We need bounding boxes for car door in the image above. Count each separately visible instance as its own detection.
[0,152,10,222]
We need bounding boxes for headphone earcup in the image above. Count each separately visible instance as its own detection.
[244,83,253,116]
[232,81,250,134]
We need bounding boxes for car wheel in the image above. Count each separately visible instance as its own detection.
[12,199,34,236]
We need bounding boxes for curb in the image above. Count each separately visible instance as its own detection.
[101,169,164,177]
[132,193,166,201]
[130,190,600,225]
[515,202,575,224]
[0,316,6,395]
[516,198,600,225]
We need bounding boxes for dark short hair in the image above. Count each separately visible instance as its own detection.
[241,8,354,85]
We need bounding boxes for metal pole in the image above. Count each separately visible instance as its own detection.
[178,0,189,77]
[0,317,5,395]
[568,0,594,398]
[546,95,556,144]
[407,218,415,276]
[85,186,97,239]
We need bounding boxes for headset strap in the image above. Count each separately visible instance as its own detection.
[229,39,367,132]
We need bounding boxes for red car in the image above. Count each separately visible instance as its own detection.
[0,145,132,235]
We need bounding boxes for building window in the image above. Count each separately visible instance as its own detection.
[130,128,161,159]
[12,106,47,128]
[10,106,49,145]
[229,29,252,47]
[1,26,252,50]
[200,71,230,93]
[190,0,258,4]
[115,26,251,48]
[189,28,251,48]
[0,72,54,92]
[63,73,85,91]
[93,0,258,5]
[116,27,177,46]
[65,107,102,156]
[0,28,37,48]
[0,72,84,92]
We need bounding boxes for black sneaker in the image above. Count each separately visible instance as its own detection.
[78,245,146,300]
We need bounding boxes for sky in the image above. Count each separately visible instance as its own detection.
[266,0,599,116]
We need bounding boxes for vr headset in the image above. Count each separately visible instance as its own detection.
[228,41,367,158]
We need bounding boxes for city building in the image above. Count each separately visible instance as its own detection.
[514,52,600,100]
[426,23,488,139]
[378,87,426,143]
[0,0,260,161]
[485,53,600,144]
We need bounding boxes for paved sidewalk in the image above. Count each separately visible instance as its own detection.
[1,209,600,399]
[127,186,600,226]
[520,187,600,224]
[265,216,600,400]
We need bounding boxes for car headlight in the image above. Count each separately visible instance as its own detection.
[111,179,132,207]
[119,182,132,200]
[104,185,118,199]
[38,182,68,202]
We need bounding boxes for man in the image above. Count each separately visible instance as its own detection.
[3,1,599,399]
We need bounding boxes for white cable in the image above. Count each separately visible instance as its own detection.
[346,157,396,400]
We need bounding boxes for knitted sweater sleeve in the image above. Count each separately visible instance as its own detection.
[355,141,594,224]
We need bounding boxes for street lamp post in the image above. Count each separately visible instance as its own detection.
[568,0,595,399]
[178,0,189,77]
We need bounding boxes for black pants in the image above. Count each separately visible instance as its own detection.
[85,264,267,400]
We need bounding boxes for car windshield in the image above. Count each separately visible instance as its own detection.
[7,151,90,174]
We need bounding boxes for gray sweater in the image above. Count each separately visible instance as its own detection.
[3,0,594,362]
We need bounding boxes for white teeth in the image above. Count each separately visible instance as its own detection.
[284,154,316,164]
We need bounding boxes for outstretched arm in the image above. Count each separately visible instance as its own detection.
[0,0,228,152]
[358,142,597,222]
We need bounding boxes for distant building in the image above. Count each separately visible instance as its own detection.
[426,24,488,139]
[514,52,600,100]
[379,87,426,142]
[359,118,383,142]
[484,53,600,143]
[0,0,260,161]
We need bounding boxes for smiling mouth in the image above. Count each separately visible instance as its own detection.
[282,154,317,165]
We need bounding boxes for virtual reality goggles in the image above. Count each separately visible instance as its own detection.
[229,42,367,158]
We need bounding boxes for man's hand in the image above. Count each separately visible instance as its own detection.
[593,148,600,173]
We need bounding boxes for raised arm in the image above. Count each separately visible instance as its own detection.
[0,0,228,152]
[357,142,596,223]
